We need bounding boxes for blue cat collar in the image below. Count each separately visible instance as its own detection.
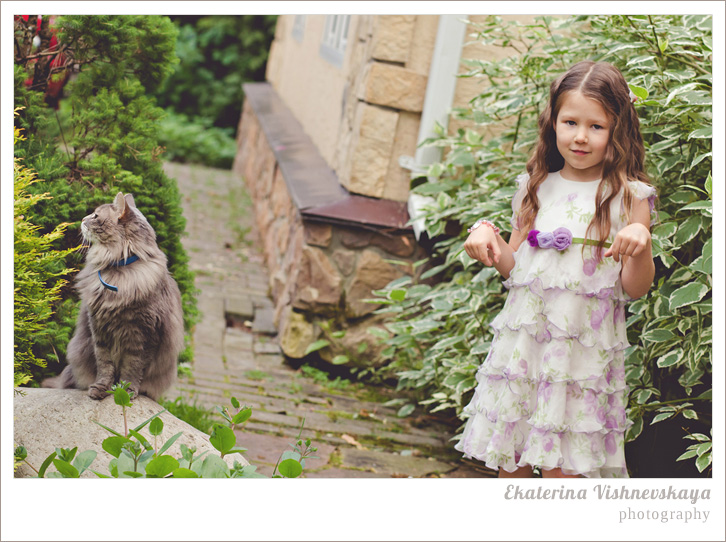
[98,254,139,292]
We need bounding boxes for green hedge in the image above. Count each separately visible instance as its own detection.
[372,15,712,477]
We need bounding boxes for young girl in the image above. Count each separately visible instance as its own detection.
[455,60,657,478]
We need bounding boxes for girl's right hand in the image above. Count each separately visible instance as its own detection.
[464,226,501,266]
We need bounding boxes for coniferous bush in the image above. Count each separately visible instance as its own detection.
[14,15,198,378]
[372,15,712,477]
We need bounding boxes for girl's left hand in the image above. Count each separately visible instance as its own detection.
[603,223,651,262]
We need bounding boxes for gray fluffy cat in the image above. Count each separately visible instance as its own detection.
[43,192,184,401]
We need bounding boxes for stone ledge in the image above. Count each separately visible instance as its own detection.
[242,82,411,232]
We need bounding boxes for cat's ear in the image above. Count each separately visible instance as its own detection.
[124,194,137,209]
[114,192,131,221]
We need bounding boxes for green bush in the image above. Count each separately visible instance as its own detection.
[158,110,237,169]
[152,15,277,168]
[13,118,77,387]
[373,15,712,476]
[14,15,198,373]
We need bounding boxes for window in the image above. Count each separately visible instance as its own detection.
[319,15,350,68]
[292,15,305,42]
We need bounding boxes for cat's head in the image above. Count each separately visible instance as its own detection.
[81,192,157,261]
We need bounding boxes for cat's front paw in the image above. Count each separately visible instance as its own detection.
[127,387,142,402]
[88,382,111,400]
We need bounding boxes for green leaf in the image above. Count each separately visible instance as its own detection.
[688,126,712,140]
[668,282,709,311]
[304,339,330,355]
[676,449,698,461]
[38,452,57,478]
[72,450,97,474]
[332,355,349,365]
[232,408,252,425]
[127,429,152,451]
[681,409,698,420]
[705,172,712,197]
[656,348,685,368]
[695,452,712,473]
[230,397,240,409]
[113,387,132,407]
[397,404,415,417]
[172,467,199,478]
[145,455,180,477]
[628,84,648,101]
[149,416,164,437]
[196,454,230,478]
[132,410,167,433]
[626,415,643,442]
[679,200,712,214]
[52,459,80,478]
[209,423,236,455]
[102,436,132,458]
[277,458,303,478]
[157,431,184,456]
[650,412,675,425]
[389,289,407,302]
[642,329,676,343]
[673,214,703,246]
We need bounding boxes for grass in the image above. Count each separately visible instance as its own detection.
[245,369,272,381]
[160,396,216,434]
[300,364,362,392]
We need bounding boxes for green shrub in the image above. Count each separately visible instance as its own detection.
[14,15,198,370]
[158,110,237,169]
[152,15,277,168]
[373,15,712,476]
[13,118,78,387]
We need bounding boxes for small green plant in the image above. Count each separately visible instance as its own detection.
[160,395,215,434]
[24,383,313,478]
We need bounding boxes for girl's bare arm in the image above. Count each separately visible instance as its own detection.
[604,197,655,299]
[464,226,525,280]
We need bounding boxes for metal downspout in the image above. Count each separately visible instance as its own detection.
[403,15,467,240]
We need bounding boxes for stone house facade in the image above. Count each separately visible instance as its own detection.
[232,14,536,365]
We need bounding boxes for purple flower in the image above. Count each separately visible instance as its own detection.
[567,193,578,202]
[527,230,540,247]
[552,227,573,250]
[536,231,555,248]
[543,436,554,453]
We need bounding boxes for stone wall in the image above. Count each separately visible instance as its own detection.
[266,15,438,203]
[233,100,425,366]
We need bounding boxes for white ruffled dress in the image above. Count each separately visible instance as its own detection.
[455,170,657,478]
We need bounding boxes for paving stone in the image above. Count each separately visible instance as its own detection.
[252,307,277,334]
[225,295,255,319]
[253,340,281,355]
[236,430,335,472]
[339,448,454,477]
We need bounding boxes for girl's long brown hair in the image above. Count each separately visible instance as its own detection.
[517,61,651,253]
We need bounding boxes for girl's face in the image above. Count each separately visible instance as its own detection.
[554,91,611,182]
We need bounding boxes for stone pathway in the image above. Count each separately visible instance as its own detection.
[163,162,494,478]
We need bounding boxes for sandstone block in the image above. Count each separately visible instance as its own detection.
[14,388,247,478]
[332,248,356,276]
[292,246,343,312]
[348,103,398,198]
[371,15,416,64]
[271,167,293,219]
[304,222,333,248]
[346,249,405,318]
[362,62,427,113]
[279,307,314,359]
